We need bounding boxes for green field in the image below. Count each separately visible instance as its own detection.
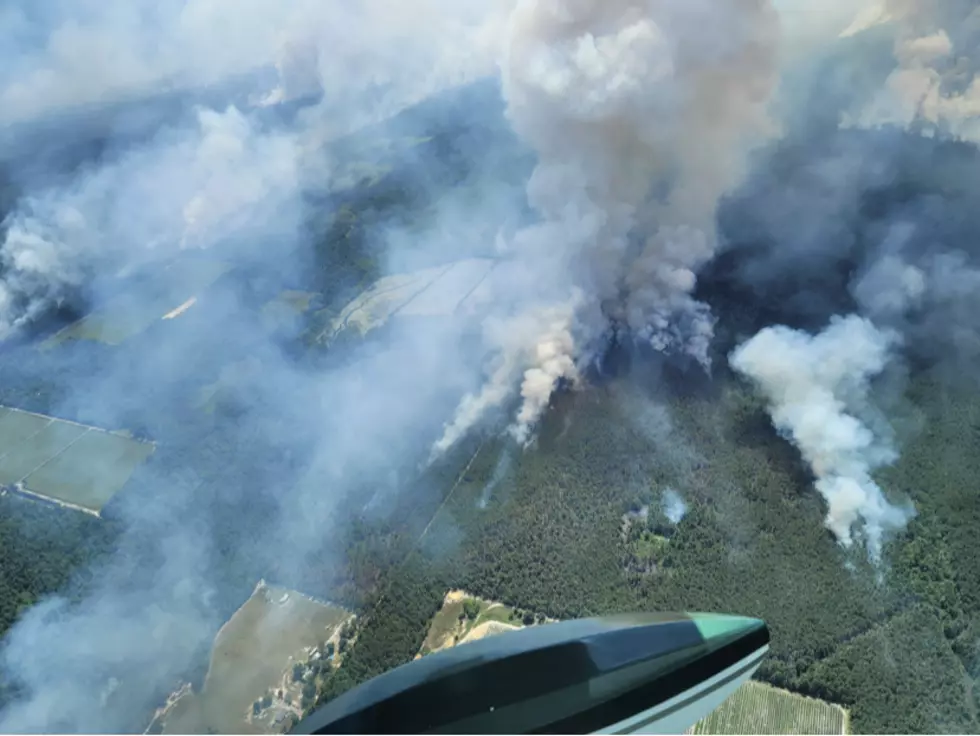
[691,681,846,735]
[0,408,153,513]
[40,258,230,349]
[162,584,350,735]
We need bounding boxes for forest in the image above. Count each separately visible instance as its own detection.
[0,82,976,734]
[301,127,980,734]
[303,361,980,734]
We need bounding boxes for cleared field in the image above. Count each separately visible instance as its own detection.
[0,407,154,514]
[418,590,545,657]
[691,681,846,735]
[41,258,230,349]
[162,583,349,735]
[26,429,155,511]
[462,620,520,643]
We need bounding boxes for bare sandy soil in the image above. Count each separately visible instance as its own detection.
[459,620,520,644]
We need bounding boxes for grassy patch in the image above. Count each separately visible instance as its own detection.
[632,531,670,562]
[476,604,519,627]
[261,290,320,333]
[419,596,467,655]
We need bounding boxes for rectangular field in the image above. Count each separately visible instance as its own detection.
[691,680,846,735]
[0,407,154,514]
[162,583,350,735]
[41,257,230,349]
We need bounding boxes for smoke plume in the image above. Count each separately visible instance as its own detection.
[0,106,300,338]
[729,315,915,561]
[661,487,687,525]
[3,0,980,730]
[0,1,508,731]
[436,0,780,451]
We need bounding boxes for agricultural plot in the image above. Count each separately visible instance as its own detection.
[41,257,230,349]
[318,258,496,345]
[0,407,153,514]
[690,680,846,735]
[161,583,350,735]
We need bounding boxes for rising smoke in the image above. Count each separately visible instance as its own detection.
[661,487,688,525]
[0,0,979,731]
[711,0,980,560]
[436,0,780,450]
[729,316,915,560]
[0,1,505,732]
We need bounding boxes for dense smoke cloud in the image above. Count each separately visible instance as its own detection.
[0,107,300,338]
[0,0,508,337]
[705,0,980,568]
[436,0,780,450]
[0,1,508,732]
[2,0,980,730]
[0,0,504,130]
[730,316,915,560]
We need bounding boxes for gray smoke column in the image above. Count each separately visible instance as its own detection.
[436,0,780,452]
[730,315,915,561]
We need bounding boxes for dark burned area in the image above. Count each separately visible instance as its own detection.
[0,74,977,735]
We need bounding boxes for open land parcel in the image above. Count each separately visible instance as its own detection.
[158,582,351,735]
[0,406,153,514]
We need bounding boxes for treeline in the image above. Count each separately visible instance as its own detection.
[311,371,980,734]
[0,495,120,640]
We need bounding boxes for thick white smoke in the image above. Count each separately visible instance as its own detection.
[436,0,780,452]
[729,315,915,561]
[0,107,299,338]
[661,486,687,524]
[0,0,509,340]
[0,0,504,130]
[432,293,587,455]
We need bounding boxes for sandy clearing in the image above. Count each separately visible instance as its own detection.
[460,621,520,644]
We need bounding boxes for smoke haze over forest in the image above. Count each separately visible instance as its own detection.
[0,0,979,732]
